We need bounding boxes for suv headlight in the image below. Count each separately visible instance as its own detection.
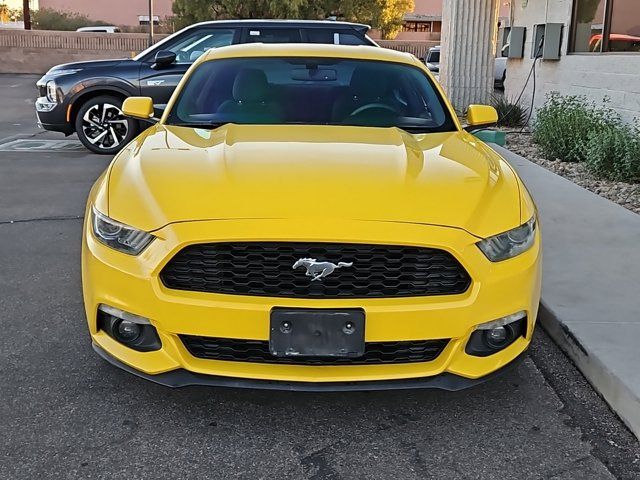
[46,80,57,103]
[91,207,155,255]
[476,216,537,262]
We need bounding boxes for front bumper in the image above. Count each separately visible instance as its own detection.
[82,217,542,389]
[35,97,73,134]
[93,342,528,391]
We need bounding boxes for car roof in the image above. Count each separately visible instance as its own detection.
[77,26,118,30]
[198,43,418,65]
[188,19,370,31]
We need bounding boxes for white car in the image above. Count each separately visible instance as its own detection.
[76,26,121,33]
[423,46,506,88]
[494,56,507,89]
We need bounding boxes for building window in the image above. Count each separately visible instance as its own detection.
[571,0,640,53]
[402,21,432,33]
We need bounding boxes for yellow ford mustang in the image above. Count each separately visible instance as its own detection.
[82,43,541,390]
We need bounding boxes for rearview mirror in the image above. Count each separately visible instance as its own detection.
[466,104,498,128]
[122,97,155,120]
[152,50,176,69]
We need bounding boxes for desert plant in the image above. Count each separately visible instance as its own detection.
[491,94,528,128]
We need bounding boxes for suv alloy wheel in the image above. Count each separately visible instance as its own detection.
[75,95,139,155]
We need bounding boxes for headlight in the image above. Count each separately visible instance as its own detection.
[91,207,155,255]
[476,216,537,262]
[46,68,82,77]
[46,80,57,103]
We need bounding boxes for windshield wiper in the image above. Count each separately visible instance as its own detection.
[397,125,436,134]
[167,121,229,129]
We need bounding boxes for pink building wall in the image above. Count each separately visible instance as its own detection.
[39,0,174,26]
[413,0,444,15]
[413,0,511,17]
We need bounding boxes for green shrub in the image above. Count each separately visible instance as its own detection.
[32,8,108,31]
[491,94,528,128]
[533,93,607,162]
[533,92,640,181]
[585,122,640,181]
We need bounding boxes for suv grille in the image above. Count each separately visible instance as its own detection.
[180,335,449,365]
[160,242,471,298]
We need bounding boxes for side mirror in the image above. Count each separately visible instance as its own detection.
[152,50,176,69]
[466,104,498,129]
[122,97,155,121]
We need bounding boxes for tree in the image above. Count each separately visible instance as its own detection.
[372,0,414,39]
[172,0,414,39]
[172,0,310,28]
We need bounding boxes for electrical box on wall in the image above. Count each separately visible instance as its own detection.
[532,23,563,60]
[543,23,563,60]
[507,26,526,59]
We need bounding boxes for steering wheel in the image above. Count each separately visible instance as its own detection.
[348,103,397,117]
[175,50,190,63]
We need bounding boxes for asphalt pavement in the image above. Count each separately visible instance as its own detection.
[1,74,639,480]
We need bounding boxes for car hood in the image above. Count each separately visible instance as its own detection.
[107,124,521,238]
[47,58,129,73]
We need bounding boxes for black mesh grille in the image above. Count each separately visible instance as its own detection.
[180,335,449,365]
[160,242,471,298]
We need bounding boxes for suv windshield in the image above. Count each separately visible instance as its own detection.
[166,57,456,132]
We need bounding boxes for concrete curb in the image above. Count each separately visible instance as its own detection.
[538,301,640,439]
[490,143,640,440]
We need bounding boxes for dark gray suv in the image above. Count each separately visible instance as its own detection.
[35,20,375,154]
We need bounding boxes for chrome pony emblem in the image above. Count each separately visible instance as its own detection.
[292,258,353,281]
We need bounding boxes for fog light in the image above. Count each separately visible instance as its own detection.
[97,304,161,352]
[485,326,508,347]
[115,320,142,343]
[35,98,56,112]
[465,312,528,357]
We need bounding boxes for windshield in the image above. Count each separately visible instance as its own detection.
[165,57,456,132]
[426,50,440,63]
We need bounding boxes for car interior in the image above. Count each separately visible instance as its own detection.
[170,59,451,130]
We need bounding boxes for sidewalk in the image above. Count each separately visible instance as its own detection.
[492,144,640,439]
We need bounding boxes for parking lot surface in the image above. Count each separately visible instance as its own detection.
[1,74,639,479]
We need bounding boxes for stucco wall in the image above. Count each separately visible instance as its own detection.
[505,0,640,123]
[0,30,166,73]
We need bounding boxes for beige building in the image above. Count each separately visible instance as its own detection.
[38,0,174,26]
[505,0,640,123]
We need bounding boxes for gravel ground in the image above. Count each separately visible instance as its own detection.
[505,131,640,215]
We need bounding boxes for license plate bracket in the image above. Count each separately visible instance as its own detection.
[269,308,365,358]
